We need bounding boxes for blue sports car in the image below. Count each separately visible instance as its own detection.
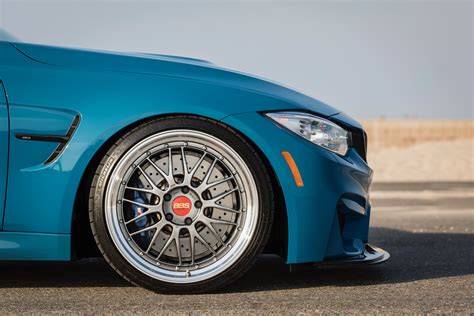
[0,31,388,293]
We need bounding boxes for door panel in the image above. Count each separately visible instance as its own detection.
[0,81,9,230]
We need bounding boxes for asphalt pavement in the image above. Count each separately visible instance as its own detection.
[0,181,472,314]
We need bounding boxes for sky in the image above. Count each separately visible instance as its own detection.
[0,0,472,119]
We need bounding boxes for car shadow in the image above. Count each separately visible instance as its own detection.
[0,227,472,292]
[224,227,474,293]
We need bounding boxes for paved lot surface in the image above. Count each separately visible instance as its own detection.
[0,182,472,314]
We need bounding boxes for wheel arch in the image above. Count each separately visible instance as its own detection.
[71,113,288,260]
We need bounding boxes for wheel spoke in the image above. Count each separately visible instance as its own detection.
[137,166,159,191]
[183,152,207,185]
[145,225,163,253]
[205,188,239,204]
[156,228,177,260]
[147,157,174,186]
[122,198,154,209]
[205,176,234,189]
[203,203,241,214]
[144,220,168,253]
[130,221,162,236]
[201,220,225,245]
[207,217,238,226]
[168,148,174,179]
[175,233,182,266]
[189,231,196,265]
[180,147,188,179]
[125,186,155,194]
[124,207,160,225]
[200,158,217,187]
[190,226,216,255]
[197,175,236,197]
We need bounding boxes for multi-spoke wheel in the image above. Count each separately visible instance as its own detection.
[89,116,273,293]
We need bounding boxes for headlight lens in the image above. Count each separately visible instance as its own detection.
[266,112,350,156]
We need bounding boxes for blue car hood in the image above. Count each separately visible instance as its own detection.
[12,42,340,117]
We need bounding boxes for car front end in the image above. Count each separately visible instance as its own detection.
[222,108,389,265]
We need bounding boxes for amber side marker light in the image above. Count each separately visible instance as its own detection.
[281,151,304,187]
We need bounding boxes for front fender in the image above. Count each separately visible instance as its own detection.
[222,112,343,263]
[1,51,301,234]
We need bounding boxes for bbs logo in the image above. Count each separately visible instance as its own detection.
[173,202,190,209]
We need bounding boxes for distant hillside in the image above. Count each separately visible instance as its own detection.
[359,120,474,182]
[360,119,473,149]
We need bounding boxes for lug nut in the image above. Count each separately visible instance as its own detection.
[181,186,189,194]
[165,213,173,221]
[164,194,172,201]
[184,217,193,225]
[195,201,203,208]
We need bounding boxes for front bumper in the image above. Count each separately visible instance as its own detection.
[222,112,383,264]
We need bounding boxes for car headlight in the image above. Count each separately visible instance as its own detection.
[265,111,350,156]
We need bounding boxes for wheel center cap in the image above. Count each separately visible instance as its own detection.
[171,196,192,216]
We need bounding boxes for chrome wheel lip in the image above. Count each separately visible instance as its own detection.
[105,130,259,284]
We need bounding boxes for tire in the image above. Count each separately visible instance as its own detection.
[89,115,274,293]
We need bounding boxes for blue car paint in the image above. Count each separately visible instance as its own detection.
[0,231,70,261]
[11,41,341,118]
[222,113,372,263]
[0,40,372,263]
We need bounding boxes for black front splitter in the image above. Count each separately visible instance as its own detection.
[313,244,390,268]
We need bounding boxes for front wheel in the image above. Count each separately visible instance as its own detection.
[89,116,274,293]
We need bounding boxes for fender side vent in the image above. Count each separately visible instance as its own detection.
[15,114,81,165]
